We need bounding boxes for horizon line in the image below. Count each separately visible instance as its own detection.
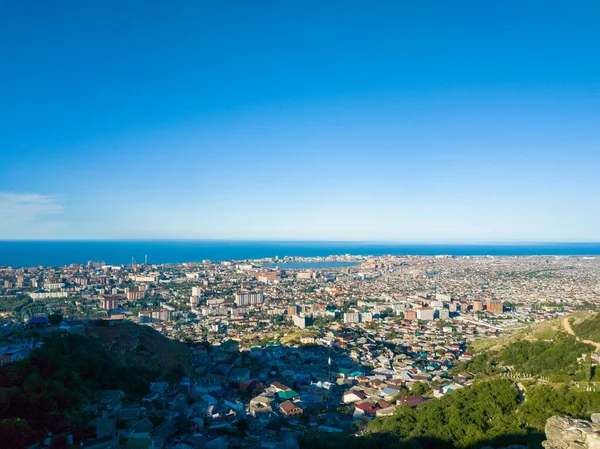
[1,239,600,245]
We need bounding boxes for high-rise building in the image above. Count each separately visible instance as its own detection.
[416,307,434,321]
[292,314,313,328]
[485,300,503,313]
[344,312,360,324]
[139,309,171,324]
[288,305,301,316]
[234,291,265,306]
[360,312,373,322]
[404,309,417,320]
[102,296,120,310]
[437,308,450,319]
[472,300,484,312]
[126,289,144,301]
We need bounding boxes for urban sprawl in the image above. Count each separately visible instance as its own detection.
[1,254,599,448]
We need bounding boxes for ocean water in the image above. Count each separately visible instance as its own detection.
[262,261,360,270]
[0,241,599,268]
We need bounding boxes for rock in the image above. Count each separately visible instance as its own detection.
[591,414,600,425]
[543,415,600,449]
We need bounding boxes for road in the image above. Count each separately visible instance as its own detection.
[562,317,600,351]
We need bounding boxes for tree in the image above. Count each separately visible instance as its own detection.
[48,314,63,326]
[585,353,593,381]
[410,382,431,396]
[0,418,40,448]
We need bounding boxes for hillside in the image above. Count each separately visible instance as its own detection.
[458,313,599,382]
[470,311,593,353]
[0,322,191,448]
[569,312,600,348]
[301,313,600,449]
[84,321,191,376]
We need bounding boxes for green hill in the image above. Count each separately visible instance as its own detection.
[301,313,600,449]
[84,321,191,376]
[570,312,600,343]
[0,322,191,448]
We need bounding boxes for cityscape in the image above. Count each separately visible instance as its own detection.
[2,1,600,448]
[1,252,600,447]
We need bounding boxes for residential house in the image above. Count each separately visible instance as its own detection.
[280,400,303,417]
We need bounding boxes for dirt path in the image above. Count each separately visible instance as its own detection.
[563,317,600,351]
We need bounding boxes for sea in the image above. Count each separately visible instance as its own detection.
[1,241,600,268]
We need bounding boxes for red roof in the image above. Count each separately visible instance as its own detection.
[400,395,427,408]
[355,402,377,415]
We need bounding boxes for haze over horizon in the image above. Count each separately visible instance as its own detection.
[2,1,599,242]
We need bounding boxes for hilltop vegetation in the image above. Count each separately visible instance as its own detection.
[458,313,597,382]
[570,313,600,343]
[0,323,190,448]
[303,375,600,449]
[83,320,191,376]
[498,334,593,379]
[367,378,525,449]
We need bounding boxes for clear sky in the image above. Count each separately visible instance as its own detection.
[1,1,599,241]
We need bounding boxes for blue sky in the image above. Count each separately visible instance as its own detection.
[1,1,599,241]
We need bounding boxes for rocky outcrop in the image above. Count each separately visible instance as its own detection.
[543,415,600,449]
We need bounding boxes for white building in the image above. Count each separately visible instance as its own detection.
[360,312,373,323]
[344,312,360,324]
[234,291,264,306]
[292,314,313,328]
[437,308,450,319]
[416,307,434,321]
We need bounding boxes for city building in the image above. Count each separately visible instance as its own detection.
[234,291,265,306]
[292,314,313,328]
[126,289,144,301]
[485,300,503,313]
[472,300,484,312]
[404,309,417,320]
[138,309,171,324]
[344,312,361,324]
[102,296,120,310]
[416,307,434,321]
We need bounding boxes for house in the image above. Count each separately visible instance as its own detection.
[277,389,299,400]
[271,381,291,392]
[376,406,396,417]
[201,393,218,405]
[263,418,284,437]
[399,395,427,408]
[124,417,154,439]
[229,367,250,383]
[380,387,400,400]
[249,395,273,418]
[354,402,377,417]
[116,407,146,422]
[280,400,303,417]
[442,383,465,394]
[343,390,367,404]
[97,390,125,412]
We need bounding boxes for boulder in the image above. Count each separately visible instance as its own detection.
[543,416,600,449]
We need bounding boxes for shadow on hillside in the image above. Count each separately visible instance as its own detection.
[300,430,546,449]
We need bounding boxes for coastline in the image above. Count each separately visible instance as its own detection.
[1,240,600,268]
